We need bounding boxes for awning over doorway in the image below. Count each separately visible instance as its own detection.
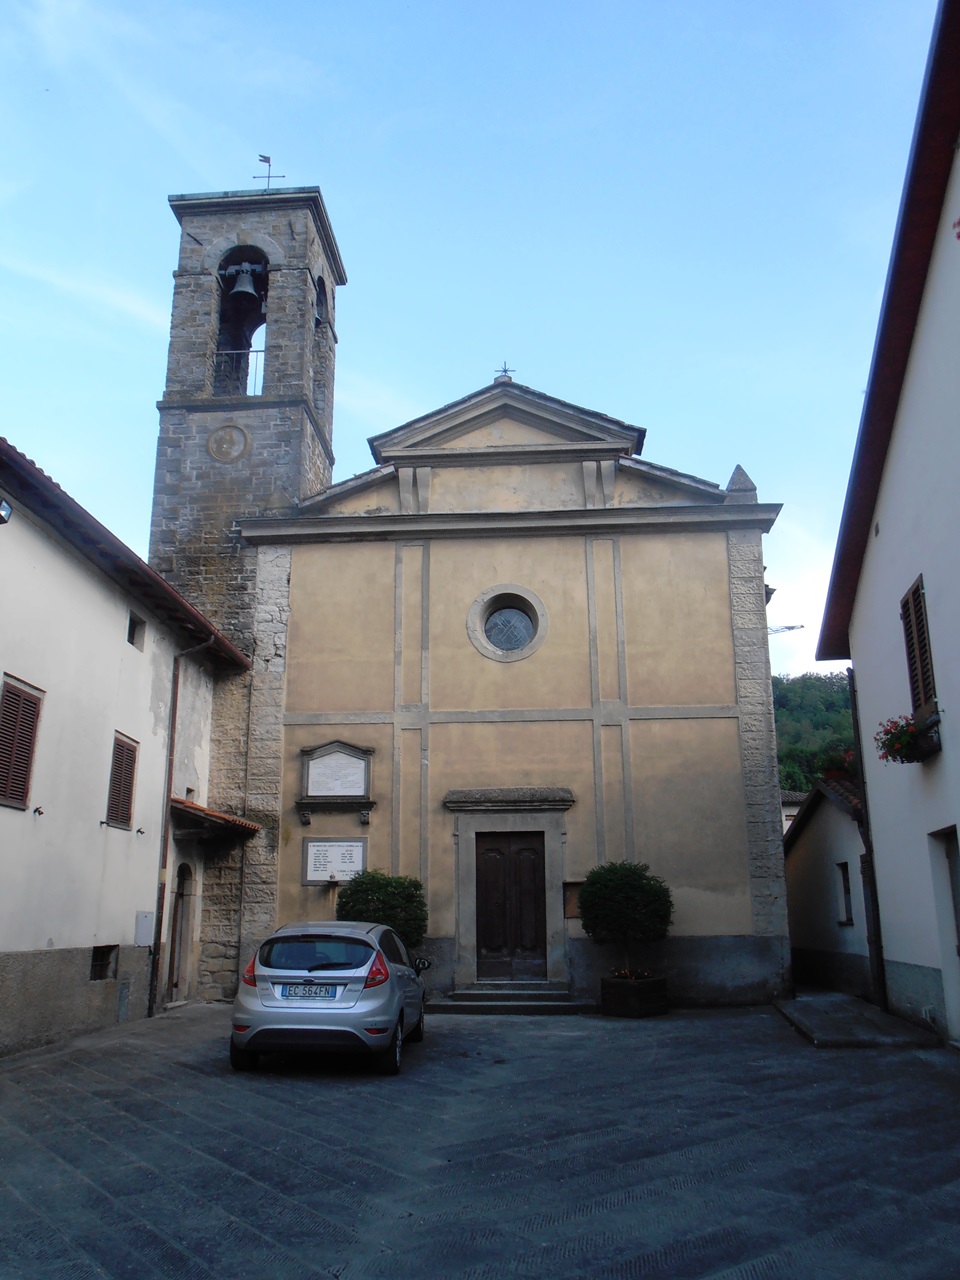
[169,797,261,842]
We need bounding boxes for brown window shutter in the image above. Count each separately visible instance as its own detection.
[901,576,937,722]
[107,736,137,828]
[0,682,42,808]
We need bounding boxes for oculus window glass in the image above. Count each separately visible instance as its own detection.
[467,585,547,663]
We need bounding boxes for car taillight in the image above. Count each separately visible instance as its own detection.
[241,956,257,987]
[364,951,390,988]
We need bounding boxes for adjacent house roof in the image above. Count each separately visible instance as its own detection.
[0,438,250,670]
[818,0,960,659]
[783,776,864,854]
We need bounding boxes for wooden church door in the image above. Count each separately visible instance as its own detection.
[476,832,547,979]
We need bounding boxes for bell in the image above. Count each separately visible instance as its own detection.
[230,266,260,299]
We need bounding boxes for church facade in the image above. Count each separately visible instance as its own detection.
[150,186,788,1005]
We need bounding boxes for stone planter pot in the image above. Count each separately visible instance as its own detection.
[600,975,668,1018]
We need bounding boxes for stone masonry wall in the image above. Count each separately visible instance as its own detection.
[727,529,789,970]
[152,191,341,998]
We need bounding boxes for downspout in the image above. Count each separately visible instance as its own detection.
[848,665,888,1010]
[147,635,216,1017]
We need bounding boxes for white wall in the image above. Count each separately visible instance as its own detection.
[849,147,960,1036]
[0,502,213,953]
[785,798,867,958]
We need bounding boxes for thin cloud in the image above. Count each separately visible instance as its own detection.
[17,0,228,180]
[0,253,168,330]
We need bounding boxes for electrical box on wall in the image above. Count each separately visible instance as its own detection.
[134,912,154,947]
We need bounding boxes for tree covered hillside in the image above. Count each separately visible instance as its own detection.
[773,672,854,793]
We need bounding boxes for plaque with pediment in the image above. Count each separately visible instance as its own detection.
[297,741,375,824]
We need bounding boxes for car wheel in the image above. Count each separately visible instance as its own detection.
[229,1039,259,1072]
[408,1000,425,1043]
[377,1020,403,1075]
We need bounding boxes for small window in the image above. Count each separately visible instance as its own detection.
[837,863,854,926]
[0,677,43,809]
[901,576,937,722]
[127,612,145,650]
[90,944,118,981]
[106,735,138,829]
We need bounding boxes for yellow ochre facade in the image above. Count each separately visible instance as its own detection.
[243,380,787,1002]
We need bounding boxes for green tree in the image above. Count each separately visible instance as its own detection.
[772,671,854,792]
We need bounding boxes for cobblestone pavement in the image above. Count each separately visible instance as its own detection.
[1,1003,960,1279]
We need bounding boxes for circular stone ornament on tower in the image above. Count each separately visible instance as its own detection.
[207,424,250,463]
[466,585,548,662]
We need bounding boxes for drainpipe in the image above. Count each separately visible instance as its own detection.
[147,635,216,1017]
[848,666,888,1011]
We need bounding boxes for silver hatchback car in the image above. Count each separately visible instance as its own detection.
[229,920,430,1074]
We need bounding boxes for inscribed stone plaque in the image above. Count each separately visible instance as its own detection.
[306,751,367,797]
[302,839,366,884]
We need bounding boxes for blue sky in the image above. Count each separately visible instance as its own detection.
[1,0,940,674]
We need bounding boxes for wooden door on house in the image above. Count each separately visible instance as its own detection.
[476,831,547,979]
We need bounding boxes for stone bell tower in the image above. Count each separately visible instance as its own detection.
[150,186,346,647]
[148,187,346,999]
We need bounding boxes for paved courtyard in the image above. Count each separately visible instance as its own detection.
[1,1002,959,1279]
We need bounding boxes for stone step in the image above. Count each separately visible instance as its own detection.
[464,980,570,992]
[428,997,597,1017]
[450,986,572,1004]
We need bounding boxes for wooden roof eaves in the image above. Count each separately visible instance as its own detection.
[818,0,960,660]
[0,438,250,671]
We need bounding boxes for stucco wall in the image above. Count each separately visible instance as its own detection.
[848,148,960,1038]
[279,516,784,1000]
[0,500,218,1052]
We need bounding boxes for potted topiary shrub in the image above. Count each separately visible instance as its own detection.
[335,869,428,950]
[579,861,674,1017]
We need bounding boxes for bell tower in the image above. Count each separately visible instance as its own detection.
[150,186,346,646]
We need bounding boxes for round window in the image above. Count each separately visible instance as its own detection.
[484,606,535,652]
[467,586,547,663]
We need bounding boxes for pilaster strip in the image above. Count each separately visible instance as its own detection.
[727,530,787,940]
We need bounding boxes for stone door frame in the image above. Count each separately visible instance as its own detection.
[443,788,575,988]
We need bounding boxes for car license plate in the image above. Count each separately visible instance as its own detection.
[280,984,336,999]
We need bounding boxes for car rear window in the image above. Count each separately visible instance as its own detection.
[259,936,375,971]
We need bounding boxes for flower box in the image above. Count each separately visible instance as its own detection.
[874,713,941,764]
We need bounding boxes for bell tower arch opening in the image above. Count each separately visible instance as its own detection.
[214,246,269,396]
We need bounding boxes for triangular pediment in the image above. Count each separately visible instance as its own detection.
[368,379,644,465]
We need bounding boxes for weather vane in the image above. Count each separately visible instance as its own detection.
[253,155,286,190]
[495,361,515,379]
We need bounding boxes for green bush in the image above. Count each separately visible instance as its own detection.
[579,862,673,969]
[335,870,428,949]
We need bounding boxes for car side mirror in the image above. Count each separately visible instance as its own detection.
[414,957,431,973]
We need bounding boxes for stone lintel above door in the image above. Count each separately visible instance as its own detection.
[443,787,575,812]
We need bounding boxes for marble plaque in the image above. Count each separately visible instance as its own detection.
[303,839,366,884]
[306,751,367,797]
